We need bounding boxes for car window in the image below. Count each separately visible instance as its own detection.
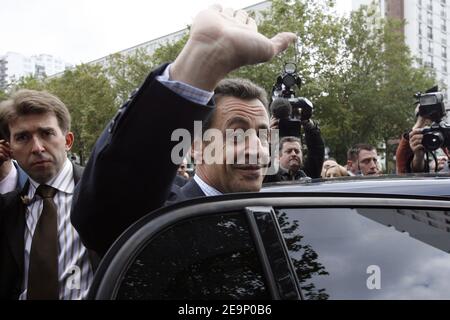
[116,212,271,300]
[276,207,450,299]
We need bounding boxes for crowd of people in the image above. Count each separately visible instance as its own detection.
[0,4,448,300]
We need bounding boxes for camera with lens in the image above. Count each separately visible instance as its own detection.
[422,122,450,151]
[270,62,313,138]
[415,87,450,151]
[415,86,446,122]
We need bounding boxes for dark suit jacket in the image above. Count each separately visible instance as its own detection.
[0,163,88,300]
[167,179,206,205]
[71,64,214,257]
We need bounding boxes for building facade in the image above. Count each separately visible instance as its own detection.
[83,1,272,71]
[0,52,71,89]
[353,0,450,97]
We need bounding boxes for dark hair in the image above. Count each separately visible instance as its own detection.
[279,136,301,152]
[0,100,12,140]
[347,143,376,161]
[202,78,268,132]
[1,89,71,139]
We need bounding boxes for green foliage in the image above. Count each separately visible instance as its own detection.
[4,0,437,169]
[45,64,117,164]
[106,48,155,103]
[151,33,189,66]
[0,89,7,101]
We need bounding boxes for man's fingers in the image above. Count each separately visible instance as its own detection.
[270,32,297,56]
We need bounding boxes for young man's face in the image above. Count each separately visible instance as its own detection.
[9,113,73,184]
[197,96,270,193]
[357,149,379,176]
[279,141,302,173]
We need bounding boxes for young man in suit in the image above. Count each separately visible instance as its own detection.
[0,90,96,299]
[71,4,296,257]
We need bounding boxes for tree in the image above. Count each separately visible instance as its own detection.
[106,48,155,103]
[146,0,436,170]
[45,64,117,165]
[316,4,435,167]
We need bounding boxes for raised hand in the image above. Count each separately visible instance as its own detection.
[171,4,297,91]
[0,140,11,166]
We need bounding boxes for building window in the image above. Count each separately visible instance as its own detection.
[428,11,433,25]
[425,54,434,68]
[443,46,447,58]
[428,26,433,39]
[443,63,448,73]
[429,40,434,53]
[441,0,446,6]
[442,19,447,32]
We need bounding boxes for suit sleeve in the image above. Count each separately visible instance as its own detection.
[303,121,325,179]
[71,64,214,256]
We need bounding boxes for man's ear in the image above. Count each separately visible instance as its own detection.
[346,160,353,170]
[65,131,74,151]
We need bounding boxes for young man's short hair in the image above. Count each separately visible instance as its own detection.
[0,89,71,138]
[347,143,376,161]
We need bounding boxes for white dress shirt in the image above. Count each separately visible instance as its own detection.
[193,174,223,196]
[20,158,93,300]
[0,161,17,194]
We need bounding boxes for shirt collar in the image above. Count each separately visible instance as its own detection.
[27,158,74,201]
[193,174,223,196]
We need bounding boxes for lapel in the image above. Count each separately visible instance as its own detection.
[181,179,206,198]
[3,162,84,273]
[4,181,29,272]
[72,162,84,185]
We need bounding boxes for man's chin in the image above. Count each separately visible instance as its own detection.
[227,177,263,193]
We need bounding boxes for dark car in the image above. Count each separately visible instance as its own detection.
[88,175,450,300]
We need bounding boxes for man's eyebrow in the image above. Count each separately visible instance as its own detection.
[13,130,28,137]
[38,127,56,132]
[225,117,250,127]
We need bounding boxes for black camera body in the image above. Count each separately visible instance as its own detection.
[271,63,313,138]
[422,121,450,151]
[416,91,446,122]
[416,87,450,151]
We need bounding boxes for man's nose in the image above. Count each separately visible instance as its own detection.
[246,134,269,164]
[370,159,377,168]
[31,136,45,153]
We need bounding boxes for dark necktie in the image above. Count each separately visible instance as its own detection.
[27,184,59,300]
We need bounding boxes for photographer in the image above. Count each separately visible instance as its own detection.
[265,115,324,182]
[396,87,450,174]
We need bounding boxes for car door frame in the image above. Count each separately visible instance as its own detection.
[88,192,450,300]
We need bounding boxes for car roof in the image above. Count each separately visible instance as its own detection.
[261,174,450,197]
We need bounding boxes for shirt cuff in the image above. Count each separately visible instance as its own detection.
[156,64,214,106]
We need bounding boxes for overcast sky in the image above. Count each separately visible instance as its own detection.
[0,0,351,65]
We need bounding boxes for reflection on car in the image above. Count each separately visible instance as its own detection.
[88,175,450,300]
